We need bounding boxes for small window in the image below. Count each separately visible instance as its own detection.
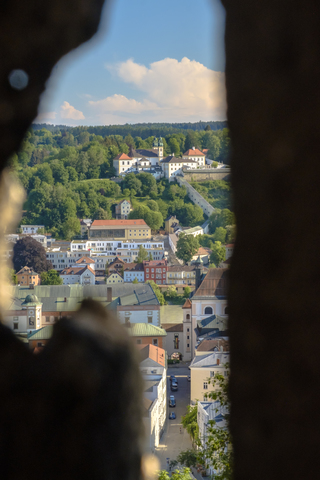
[45,316,50,323]
[186,314,190,320]
[187,328,190,332]
[125,317,130,324]
[136,339,142,344]
[152,339,158,346]
[187,343,189,348]
[224,307,229,315]
[148,317,152,323]
[203,382,208,390]
[13,323,18,330]
[187,335,189,339]
[37,342,42,347]
[210,371,215,377]
[204,306,213,315]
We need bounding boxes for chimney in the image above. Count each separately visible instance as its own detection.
[192,146,195,150]
[107,287,112,302]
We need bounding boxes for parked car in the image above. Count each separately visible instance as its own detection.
[171,382,178,392]
[170,375,178,384]
[169,395,176,407]
[169,412,176,420]
[187,375,191,382]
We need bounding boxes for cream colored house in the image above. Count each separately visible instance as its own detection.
[161,155,198,181]
[105,272,124,284]
[190,268,229,358]
[189,352,230,403]
[182,147,206,167]
[59,266,95,285]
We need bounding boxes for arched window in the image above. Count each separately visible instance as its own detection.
[204,307,213,315]
[224,307,229,315]
[186,314,190,320]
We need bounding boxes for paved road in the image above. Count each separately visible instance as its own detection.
[155,365,193,470]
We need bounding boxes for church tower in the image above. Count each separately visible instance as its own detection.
[182,298,192,361]
[158,137,164,159]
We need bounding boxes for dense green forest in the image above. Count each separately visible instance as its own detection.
[10,126,232,240]
[32,120,228,137]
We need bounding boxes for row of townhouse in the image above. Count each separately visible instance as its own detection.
[46,239,166,272]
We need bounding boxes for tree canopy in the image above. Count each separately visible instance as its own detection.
[176,234,200,263]
[210,241,226,267]
[40,269,63,285]
[13,237,52,273]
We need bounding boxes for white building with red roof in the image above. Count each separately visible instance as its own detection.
[75,256,95,270]
[113,153,136,176]
[59,266,95,285]
[182,146,206,167]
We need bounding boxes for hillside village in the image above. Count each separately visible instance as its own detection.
[6,126,233,478]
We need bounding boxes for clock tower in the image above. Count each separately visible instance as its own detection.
[22,294,43,331]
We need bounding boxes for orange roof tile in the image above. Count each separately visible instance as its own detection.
[114,153,132,160]
[183,148,205,156]
[91,219,148,227]
[182,298,192,309]
[76,256,95,264]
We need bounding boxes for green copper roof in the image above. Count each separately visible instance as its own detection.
[27,326,53,340]
[129,323,167,337]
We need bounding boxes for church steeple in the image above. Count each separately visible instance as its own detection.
[153,137,158,147]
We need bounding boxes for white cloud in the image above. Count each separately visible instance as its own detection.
[97,57,226,123]
[60,101,85,120]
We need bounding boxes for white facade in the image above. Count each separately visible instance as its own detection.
[118,308,160,326]
[21,225,45,234]
[140,367,167,449]
[161,156,198,181]
[179,226,204,238]
[60,267,95,285]
[197,401,228,478]
[182,147,206,167]
[124,270,145,282]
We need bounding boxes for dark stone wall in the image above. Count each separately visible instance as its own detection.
[223,1,320,478]
[0,0,105,173]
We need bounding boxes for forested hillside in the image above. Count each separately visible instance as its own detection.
[9,126,232,240]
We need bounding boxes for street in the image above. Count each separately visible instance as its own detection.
[155,365,193,470]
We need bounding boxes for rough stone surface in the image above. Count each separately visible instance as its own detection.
[223,1,320,478]
[0,0,105,171]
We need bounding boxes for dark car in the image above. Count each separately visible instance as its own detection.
[171,382,178,392]
[169,412,176,420]
[169,395,176,407]
[170,375,178,384]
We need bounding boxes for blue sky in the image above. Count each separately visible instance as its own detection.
[37,0,226,126]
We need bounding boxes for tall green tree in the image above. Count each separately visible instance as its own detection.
[41,269,63,285]
[198,372,232,480]
[158,468,192,480]
[176,233,199,263]
[135,245,148,263]
[210,241,226,267]
[181,404,199,446]
[146,280,166,305]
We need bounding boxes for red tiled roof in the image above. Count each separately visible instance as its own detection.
[114,153,132,160]
[194,268,228,297]
[182,298,192,309]
[143,259,167,267]
[162,323,183,332]
[76,256,95,264]
[195,247,212,256]
[91,219,148,227]
[137,344,166,367]
[183,148,204,156]
[60,266,95,276]
[123,263,144,271]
